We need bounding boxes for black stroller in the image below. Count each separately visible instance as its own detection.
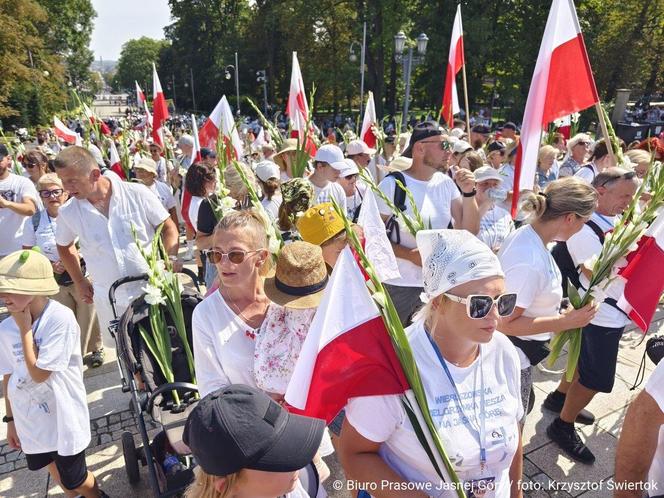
[108,270,202,497]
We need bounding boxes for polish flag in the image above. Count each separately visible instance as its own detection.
[135,81,146,107]
[557,114,572,139]
[359,91,378,149]
[190,114,202,164]
[511,0,599,217]
[286,52,317,156]
[82,103,111,136]
[53,116,81,146]
[151,63,170,148]
[108,141,126,179]
[357,189,400,283]
[617,214,664,332]
[197,95,243,160]
[285,247,409,423]
[441,4,464,126]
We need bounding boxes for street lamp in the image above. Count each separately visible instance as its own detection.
[224,51,241,116]
[256,70,269,115]
[394,31,428,126]
[349,21,367,117]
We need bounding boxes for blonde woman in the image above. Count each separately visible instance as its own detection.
[183,385,325,498]
[535,145,559,190]
[498,177,599,421]
[625,149,651,179]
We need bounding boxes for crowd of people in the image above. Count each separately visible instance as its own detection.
[0,109,663,498]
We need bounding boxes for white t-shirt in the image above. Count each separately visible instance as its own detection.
[261,194,283,222]
[308,179,347,211]
[0,173,39,256]
[346,321,523,497]
[646,361,664,490]
[574,163,598,184]
[188,196,204,233]
[0,300,90,456]
[376,172,460,287]
[478,205,514,253]
[496,164,515,213]
[192,290,261,397]
[498,225,563,368]
[149,181,176,212]
[22,211,59,262]
[567,213,631,328]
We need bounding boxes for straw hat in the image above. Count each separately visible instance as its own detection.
[297,203,345,246]
[274,138,298,158]
[264,242,328,309]
[0,249,59,296]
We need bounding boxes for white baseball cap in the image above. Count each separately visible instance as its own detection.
[134,157,158,176]
[473,166,504,184]
[314,144,346,170]
[453,140,473,154]
[346,139,376,156]
[338,158,359,178]
[254,160,281,182]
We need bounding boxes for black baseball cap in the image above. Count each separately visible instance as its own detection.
[183,385,325,477]
[402,121,443,158]
[0,144,9,159]
[201,147,217,159]
[471,124,491,135]
[487,141,506,153]
[503,122,517,131]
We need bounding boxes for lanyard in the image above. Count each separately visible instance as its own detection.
[426,333,488,470]
[595,214,613,229]
[31,299,51,336]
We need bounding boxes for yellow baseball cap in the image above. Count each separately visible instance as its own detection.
[296,203,345,246]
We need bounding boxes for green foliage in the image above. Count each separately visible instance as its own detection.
[113,37,169,92]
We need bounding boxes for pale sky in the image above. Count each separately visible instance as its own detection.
[90,0,172,61]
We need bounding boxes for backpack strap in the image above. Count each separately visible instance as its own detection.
[386,171,407,211]
[585,219,605,244]
[31,210,42,233]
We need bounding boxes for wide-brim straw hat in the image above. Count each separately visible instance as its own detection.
[264,241,328,309]
[0,249,59,296]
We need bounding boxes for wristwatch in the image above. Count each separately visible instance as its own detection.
[2,415,14,423]
[462,188,477,197]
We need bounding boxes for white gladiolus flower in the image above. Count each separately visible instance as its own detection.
[570,112,580,123]
[366,279,377,293]
[583,254,599,271]
[268,235,281,255]
[155,260,166,274]
[143,283,166,306]
[372,291,387,309]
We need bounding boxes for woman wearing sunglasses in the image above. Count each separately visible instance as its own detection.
[340,229,524,498]
[22,150,50,188]
[21,174,103,366]
[192,209,272,397]
[498,177,598,422]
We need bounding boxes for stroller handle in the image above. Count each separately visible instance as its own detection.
[107,268,202,318]
[146,382,199,414]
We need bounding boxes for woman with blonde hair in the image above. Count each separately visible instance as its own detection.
[625,149,652,179]
[535,145,559,190]
[183,385,325,498]
[498,177,599,421]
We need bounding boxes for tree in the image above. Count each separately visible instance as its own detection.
[113,37,169,92]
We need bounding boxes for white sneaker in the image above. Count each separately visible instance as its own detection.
[183,247,194,261]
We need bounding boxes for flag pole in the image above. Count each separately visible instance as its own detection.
[595,102,617,164]
[461,52,471,133]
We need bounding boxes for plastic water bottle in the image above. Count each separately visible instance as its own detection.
[163,453,184,476]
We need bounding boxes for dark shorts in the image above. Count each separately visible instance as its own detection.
[578,323,625,393]
[26,449,88,490]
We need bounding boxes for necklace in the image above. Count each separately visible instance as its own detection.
[450,345,480,367]
[223,290,268,337]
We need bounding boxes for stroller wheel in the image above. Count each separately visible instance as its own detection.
[122,431,141,485]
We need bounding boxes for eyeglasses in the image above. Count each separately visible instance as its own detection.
[39,189,64,198]
[419,140,453,151]
[443,292,517,319]
[595,170,636,188]
[24,162,40,169]
[205,249,264,265]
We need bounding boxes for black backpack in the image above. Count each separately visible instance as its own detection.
[551,220,604,297]
[385,171,407,244]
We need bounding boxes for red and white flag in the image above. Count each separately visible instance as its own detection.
[108,141,126,179]
[357,189,400,283]
[359,91,378,149]
[511,0,599,217]
[617,214,664,332]
[197,95,243,160]
[135,81,146,107]
[53,116,81,146]
[82,103,111,136]
[286,52,317,156]
[151,63,170,148]
[190,114,202,164]
[285,247,409,423]
[441,4,464,126]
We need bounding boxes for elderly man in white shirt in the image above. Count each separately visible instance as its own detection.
[53,146,180,337]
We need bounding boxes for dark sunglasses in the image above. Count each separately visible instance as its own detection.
[596,170,636,188]
[24,162,40,169]
[39,189,65,198]
[419,140,453,151]
[205,248,263,265]
[443,292,517,319]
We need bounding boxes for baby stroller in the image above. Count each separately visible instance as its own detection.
[108,270,202,497]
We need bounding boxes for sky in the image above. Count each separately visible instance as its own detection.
[90,0,172,62]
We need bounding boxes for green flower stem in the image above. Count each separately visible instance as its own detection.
[330,199,465,497]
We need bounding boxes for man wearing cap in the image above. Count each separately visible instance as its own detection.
[474,166,514,252]
[201,147,218,168]
[308,144,347,211]
[470,124,491,161]
[376,121,480,325]
[176,134,195,170]
[335,158,363,221]
[0,144,39,258]
[273,138,299,181]
[502,122,519,141]
[486,140,507,169]
[148,141,170,183]
[346,139,377,181]
[53,146,180,336]
[134,157,178,227]
[559,133,592,177]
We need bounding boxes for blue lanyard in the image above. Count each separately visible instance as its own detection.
[595,214,613,229]
[426,333,487,470]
